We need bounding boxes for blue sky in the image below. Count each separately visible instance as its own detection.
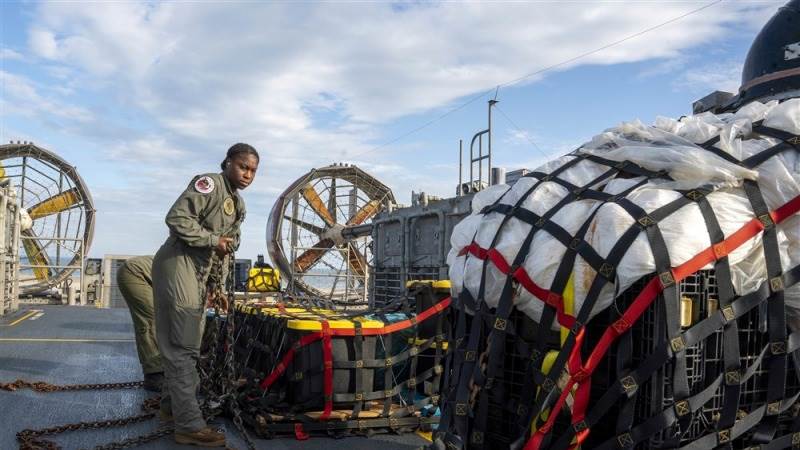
[0,0,784,259]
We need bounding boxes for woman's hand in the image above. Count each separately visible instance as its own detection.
[215,236,234,255]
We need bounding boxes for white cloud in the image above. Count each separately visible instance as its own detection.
[0,70,94,123]
[105,137,189,163]
[674,60,744,94]
[28,28,58,59]
[6,0,785,256]
[504,128,539,147]
[0,48,24,61]
[26,1,775,144]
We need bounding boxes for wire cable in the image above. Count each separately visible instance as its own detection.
[493,104,550,159]
[351,0,725,159]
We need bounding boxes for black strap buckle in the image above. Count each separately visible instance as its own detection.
[674,399,690,417]
[599,263,615,279]
[758,214,774,229]
[620,375,637,395]
[637,215,657,228]
[617,433,634,448]
[471,431,484,444]
[770,276,785,293]
[659,271,676,288]
[685,190,705,201]
[771,341,787,355]
[725,370,741,385]
[573,420,588,433]
[721,305,736,323]
[670,336,686,353]
[767,401,781,416]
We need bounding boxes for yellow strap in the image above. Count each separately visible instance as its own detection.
[405,279,452,290]
[532,274,580,448]
[560,274,576,345]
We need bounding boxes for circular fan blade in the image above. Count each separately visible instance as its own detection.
[344,243,367,277]
[327,177,337,223]
[283,215,325,235]
[21,228,52,282]
[347,199,381,226]
[293,238,335,272]
[267,164,394,303]
[27,187,81,220]
[0,143,94,295]
[301,184,336,227]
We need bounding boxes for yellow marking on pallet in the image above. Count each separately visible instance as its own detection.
[0,338,135,343]
[2,310,41,327]
[416,430,433,442]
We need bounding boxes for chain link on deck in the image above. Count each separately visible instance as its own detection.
[16,397,170,450]
[7,251,252,449]
[1,380,144,393]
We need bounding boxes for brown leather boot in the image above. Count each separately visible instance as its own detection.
[174,427,226,447]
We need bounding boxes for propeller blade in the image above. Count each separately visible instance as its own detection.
[327,178,337,224]
[27,188,80,220]
[284,215,325,236]
[345,243,367,277]
[293,238,335,272]
[346,199,381,225]
[301,184,336,227]
[21,229,52,281]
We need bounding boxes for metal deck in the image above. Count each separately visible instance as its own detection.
[0,305,429,449]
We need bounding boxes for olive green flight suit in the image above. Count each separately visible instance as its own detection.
[116,255,162,375]
[153,173,245,433]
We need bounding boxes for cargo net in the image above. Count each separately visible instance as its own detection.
[210,282,450,439]
[435,99,800,450]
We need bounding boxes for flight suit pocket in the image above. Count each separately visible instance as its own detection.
[170,305,205,350]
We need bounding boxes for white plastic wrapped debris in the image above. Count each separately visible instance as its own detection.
[448,99,800,329]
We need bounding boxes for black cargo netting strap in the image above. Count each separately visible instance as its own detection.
[434,120,800,450]
[224,282,451,439]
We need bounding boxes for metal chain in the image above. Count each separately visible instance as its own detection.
[223,253,257,450]
[1,380,143,393]
[8,253,257,450]
[15,398,171,450]
[198,252,230,425]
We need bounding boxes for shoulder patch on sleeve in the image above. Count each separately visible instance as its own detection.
[194,176,215,194]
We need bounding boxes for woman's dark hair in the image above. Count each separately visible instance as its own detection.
[221,143,259,170]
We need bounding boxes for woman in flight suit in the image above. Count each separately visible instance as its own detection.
[152,143,259,447]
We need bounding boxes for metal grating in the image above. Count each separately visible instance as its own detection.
[587,270,800,448]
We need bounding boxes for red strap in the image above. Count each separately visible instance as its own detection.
[320,320,333,420]
[259,332,322,390]
[774,194,800,223]
[487,248,511,274]
[345,297,451,336]
[294,423,310,440]
[460,242,575,329]
[258,297,451,391]
[523,193,800,449]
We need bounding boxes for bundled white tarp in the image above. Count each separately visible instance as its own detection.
[448,99,800,330]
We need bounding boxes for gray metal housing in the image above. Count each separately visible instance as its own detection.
[370,194,473,308]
